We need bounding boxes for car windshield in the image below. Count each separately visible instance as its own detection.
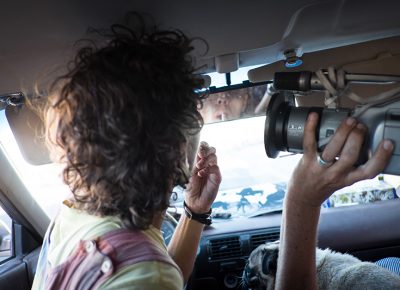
[170,115,400,221]
[169,113,400,221]
[192,116,302,219]
[0,67,399,222]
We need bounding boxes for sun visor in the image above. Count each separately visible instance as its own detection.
[5,105,51,165]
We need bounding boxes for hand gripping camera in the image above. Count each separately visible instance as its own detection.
[264,70,400,175]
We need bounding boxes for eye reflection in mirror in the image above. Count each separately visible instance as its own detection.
[199,83,272,124]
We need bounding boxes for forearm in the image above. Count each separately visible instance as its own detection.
[274,115,393,290]
[167,214,204,283]
[275,194,321,290]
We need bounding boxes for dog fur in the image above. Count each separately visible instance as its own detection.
[242,241,400,290]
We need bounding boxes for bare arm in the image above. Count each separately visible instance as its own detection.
[277,199,321,290]
[275,113,393,290]
[168,214,204,282]
[168,141,221,282]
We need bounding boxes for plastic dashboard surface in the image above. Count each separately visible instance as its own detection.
[187,199,400,290]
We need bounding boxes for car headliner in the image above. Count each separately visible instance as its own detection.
[0,0,399,93]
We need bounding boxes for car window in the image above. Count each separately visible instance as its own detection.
[0,205,12,262]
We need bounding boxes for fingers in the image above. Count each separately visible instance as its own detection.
[198,164,222,181]
[329,123,366,172]
[321,117,357,162]
[290,114,393,207]
[345,139,393,184]
[303,113,319,156]
[197,141,216,159]
[193,141,218,177]
[196,152,217,171]
[321,123,392,189]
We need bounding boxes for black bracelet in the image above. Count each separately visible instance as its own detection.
[183,201,212,226]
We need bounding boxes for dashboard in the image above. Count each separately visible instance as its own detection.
[176,199,400,290]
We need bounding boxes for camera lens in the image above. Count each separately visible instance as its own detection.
[265,93,350,157]
[264,93,290,158]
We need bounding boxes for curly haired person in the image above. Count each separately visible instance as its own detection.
[32,16,221,290]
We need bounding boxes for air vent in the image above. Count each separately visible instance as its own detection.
[250,231,280,250]
[208,236,242,260]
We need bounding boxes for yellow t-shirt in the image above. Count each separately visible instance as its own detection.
[32,204,183,290]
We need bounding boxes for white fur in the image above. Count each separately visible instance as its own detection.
[245,242,400,290]
[315,248,400,290]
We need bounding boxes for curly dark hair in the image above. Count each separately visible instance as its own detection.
[44,18,204,229]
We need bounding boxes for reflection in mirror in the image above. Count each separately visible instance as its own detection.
[199,83,273,124]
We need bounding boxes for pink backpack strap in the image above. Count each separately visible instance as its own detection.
[44,228,182,290]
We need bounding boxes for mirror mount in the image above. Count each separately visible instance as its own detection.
[208,80,271,94]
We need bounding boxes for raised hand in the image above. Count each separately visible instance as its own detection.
[185,141,222,213]
[287,113,393,207]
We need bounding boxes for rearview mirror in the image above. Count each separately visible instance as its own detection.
[199,82,272,124]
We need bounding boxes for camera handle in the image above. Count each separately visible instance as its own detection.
[274,68,400,109]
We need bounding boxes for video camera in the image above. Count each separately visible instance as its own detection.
[264,70,400,175]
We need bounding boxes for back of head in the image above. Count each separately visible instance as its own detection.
[44,13,204,229]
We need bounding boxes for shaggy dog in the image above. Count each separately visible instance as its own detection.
[242,241,400,290]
